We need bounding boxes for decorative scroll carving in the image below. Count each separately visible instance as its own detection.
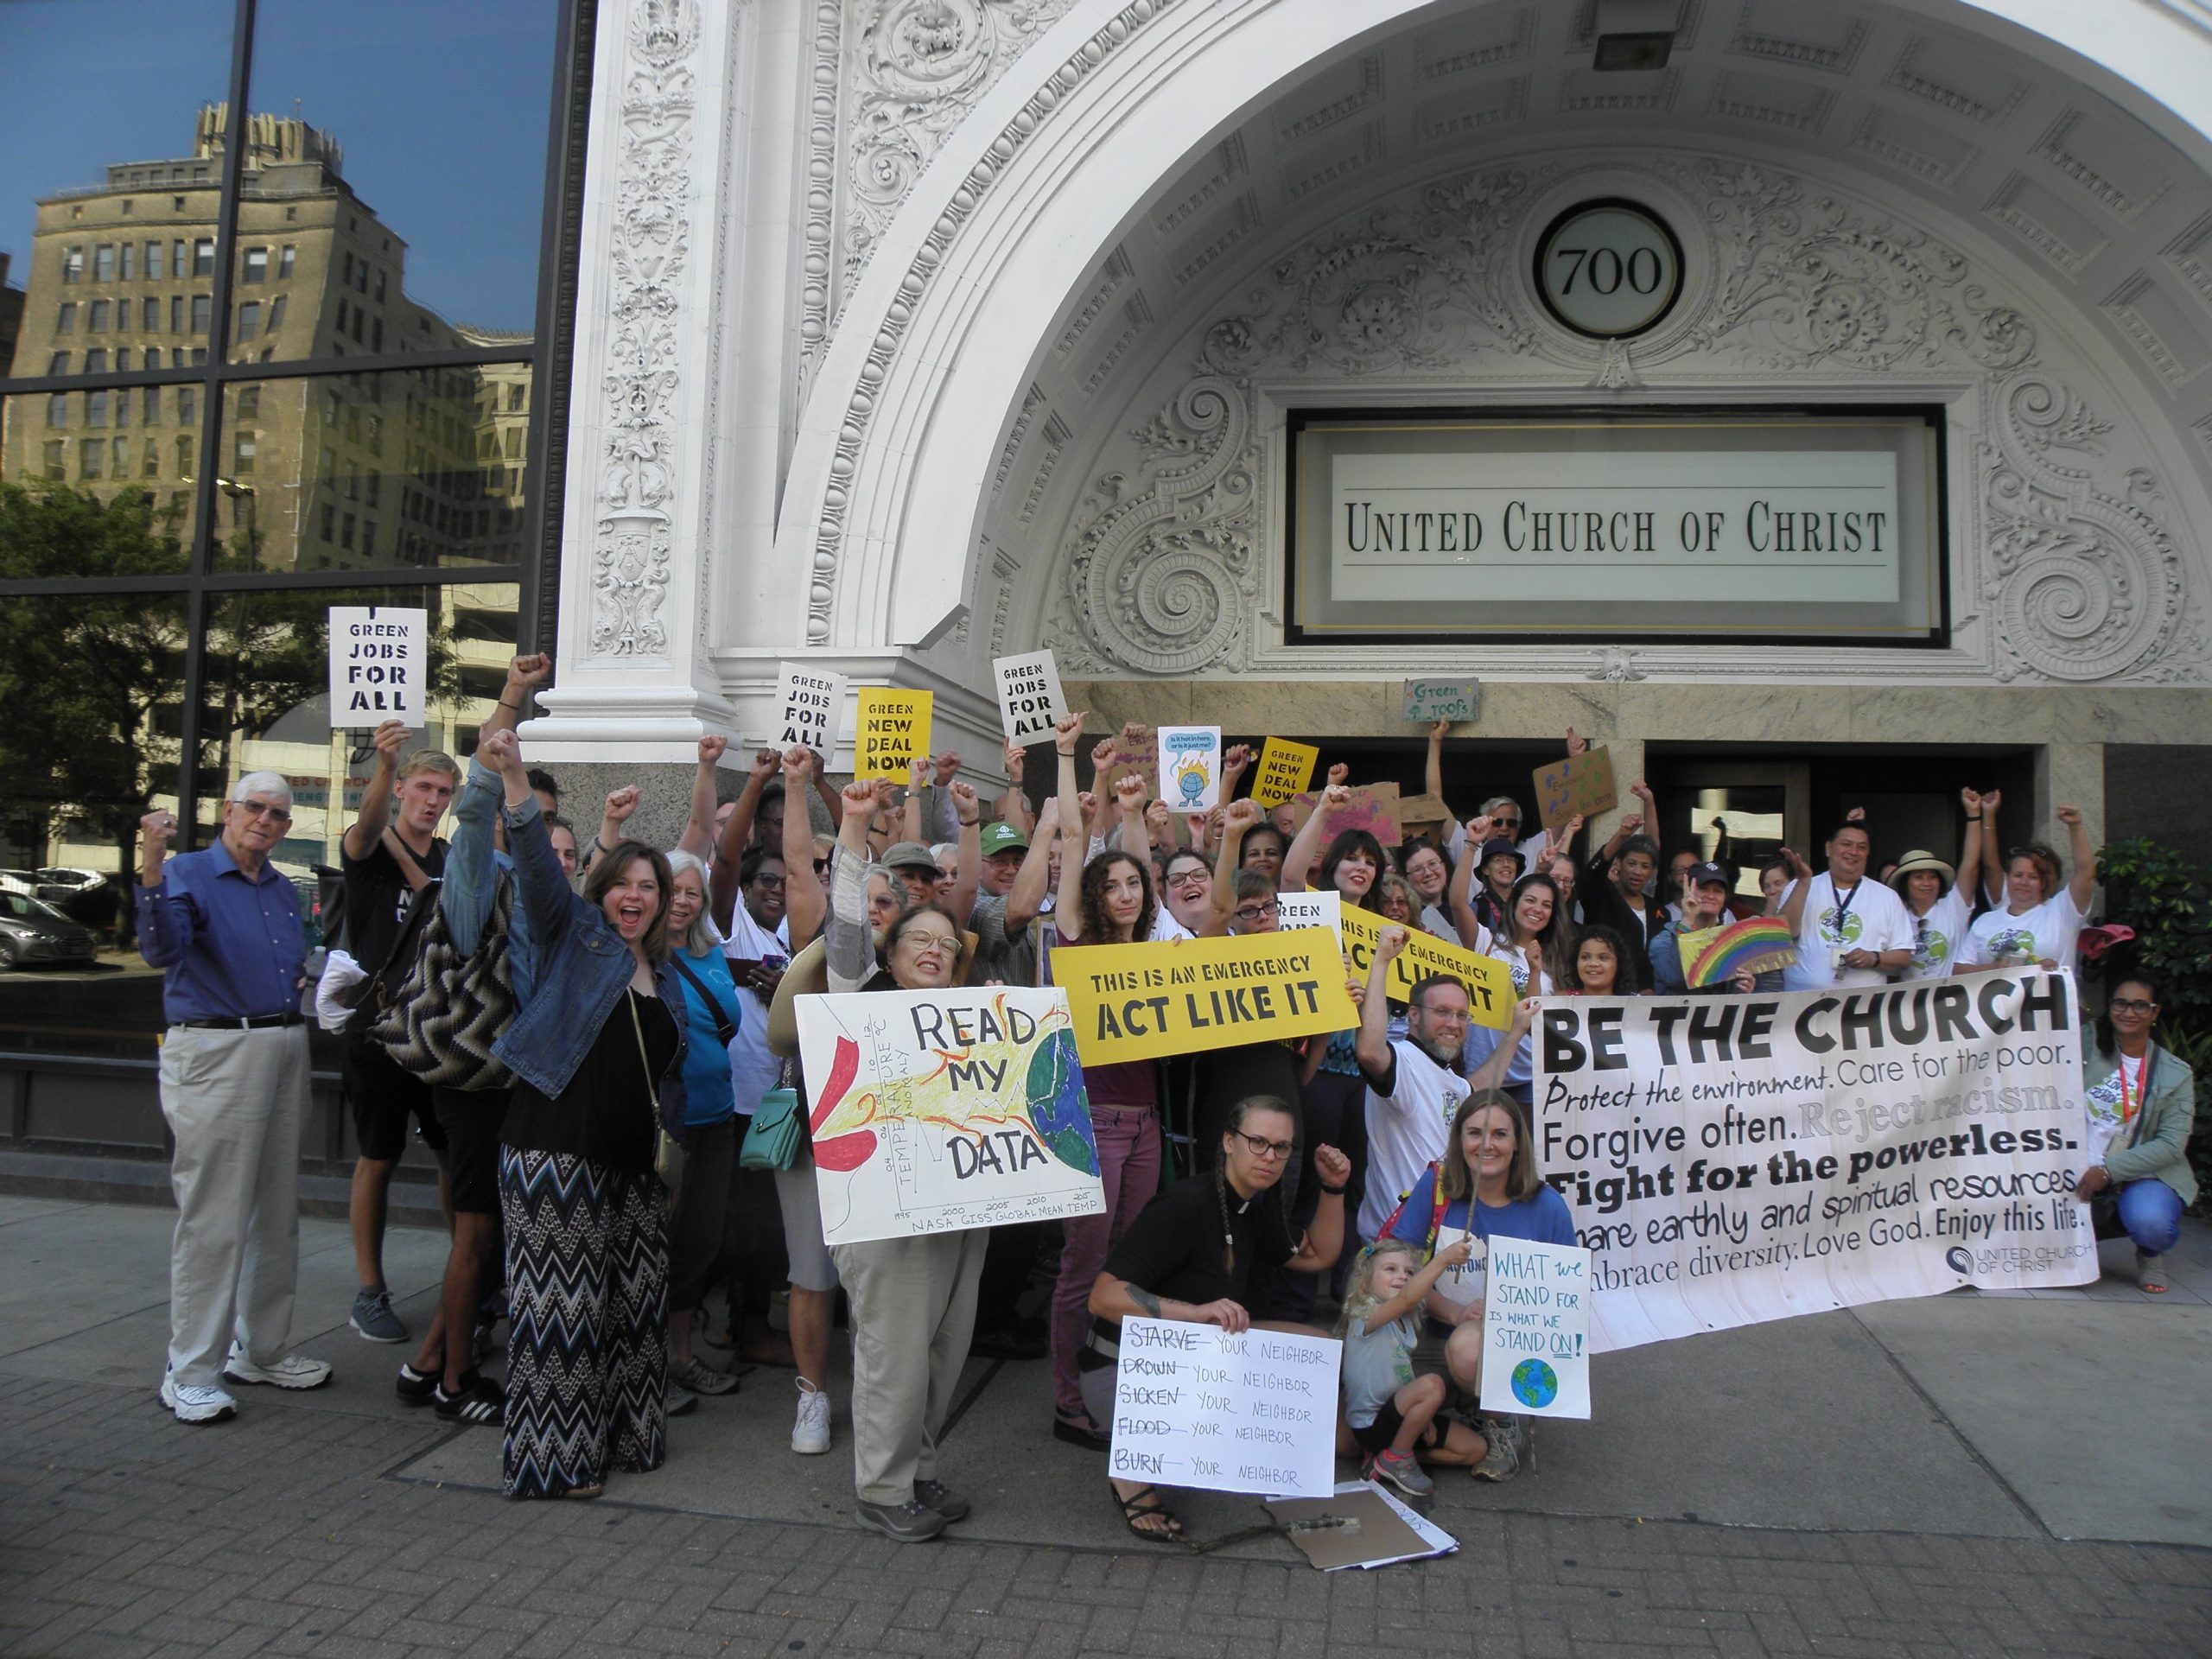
[588,0,696,658]
[798,2,843,395]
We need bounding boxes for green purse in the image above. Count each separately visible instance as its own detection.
[740,1083,804,1172]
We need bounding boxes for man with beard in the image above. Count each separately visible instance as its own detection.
[1351,925,1472,1249]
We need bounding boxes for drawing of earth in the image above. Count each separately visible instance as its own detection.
[1027,1028,1099,1176]
[1510,1358,1559,1410]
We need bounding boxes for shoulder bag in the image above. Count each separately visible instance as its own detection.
[628,987,686,1192]
[741,1057,804,1173]
[367,865,515,1090]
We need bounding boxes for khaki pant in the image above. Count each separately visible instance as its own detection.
[830,1227,987,1505]
[158,1023,310,1387]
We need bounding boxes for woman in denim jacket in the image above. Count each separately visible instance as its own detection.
[2077,972,2197,1294]
[478,730,689,1500]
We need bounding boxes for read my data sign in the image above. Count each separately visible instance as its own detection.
[329,606,427,728]
[1110,1318,1340,1498]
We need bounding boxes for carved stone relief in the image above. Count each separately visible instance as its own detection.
[1044,155,2203,685]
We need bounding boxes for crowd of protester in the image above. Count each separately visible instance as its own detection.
[134,668,2195,1542]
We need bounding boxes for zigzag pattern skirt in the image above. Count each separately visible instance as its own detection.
[499,1147,670,1498]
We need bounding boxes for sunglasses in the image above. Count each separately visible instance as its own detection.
[812,859,830,874]
[752,873,786,890]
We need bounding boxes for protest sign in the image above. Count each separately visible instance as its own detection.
[793,985,1103,1245]
[328,606,427,728]
[1532,747,1617,836]
[1157,725,1224,813]
[1275,888,1342,944]
[854,688,932,782]
[1532,969,2099,1351]
[1678,917,1796,988]
[991,650,1065,745]
[773,662,845,756]
[1109,1318,1339,1498]
[1337,905,1515,1029]
[1055,931,1357,1067]
[1290,783,1402,848]
[1478,1239,1592,1420]
[1402,678,1480,724]
[1395,791,1453,843]
[1250,738,1319,808]
[1094,724,1160,800]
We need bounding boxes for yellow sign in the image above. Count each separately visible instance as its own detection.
[855,688,933,781]
[1337,905,1515,1029]
[1054,930,1357,1066]
[1249,738,1319,808]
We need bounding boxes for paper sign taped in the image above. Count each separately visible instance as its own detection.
[1250,739,1319,808]
[1156,725,1223,813]
[793,985,1103,1244]
[774,663,846,756]
[855,688,932,782]
[1532,747,1617,837]
[1402,678,1480,724]
[1275,889,1342,944]
[1479,1240,1592,1420]
[328,606,428,729]
[992,651,1065,746]
[1110,1318,1340,1498]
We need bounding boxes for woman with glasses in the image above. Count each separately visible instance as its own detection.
[1399,838,1457,943]
[1084,1096,1350,1540]
[2075,974,2196,1294]
[1160,848,1217,936]
[1961,797,2098,971]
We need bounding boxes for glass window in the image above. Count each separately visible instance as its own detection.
[46,394,67,428]
[145,240,164,280]
[142,385,161,424]
[143,440,160,477]
[79,438,103,480]
[143,346,162,371]
[190,295,212,334]
[172,238,187,275]
[48,352,69,375]
[237,301,261,340]
[54,302,76,334]
[61,248,84,284]
[93,245,116,282]
[119,244,136,281]
[169,296,183,333]
[243,247,268,283]
[267,295,287,334]
[113,437,130,475]
[232,431,257,475]
[192,238,215,277]
[87,299,111,332]
[177,386,195,425]
[175,435,194,475]
[235,385,259,420]
[42,440,66,480]
[83,348,107,374]
[142,296,160,330]
[86,391,109,429]
[279,245,296,277]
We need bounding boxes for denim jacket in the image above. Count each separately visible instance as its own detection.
[442,758,537,1007]
[491,795,688,1137]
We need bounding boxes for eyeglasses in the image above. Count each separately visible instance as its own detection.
[1166,870,1209,891]
[1231,903,1273,923]
[2109,998,2156,1014]
[1236,1131,1295,1160]
[898,931,961,956]
[232,799,292,823]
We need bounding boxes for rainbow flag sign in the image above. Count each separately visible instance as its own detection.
[1680,918,1796,988]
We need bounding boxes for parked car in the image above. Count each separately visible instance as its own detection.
[34,868,107,894]
[0,890,99,969]
[0,870,39,897]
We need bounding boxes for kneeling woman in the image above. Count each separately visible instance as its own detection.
[1382,1090,1575,1482]
[480,731,689,1502]
[2076,973,2197,1294]
[1085,1098,1349,1541]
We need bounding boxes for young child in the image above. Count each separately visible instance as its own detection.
[1337,1238,1487,1497]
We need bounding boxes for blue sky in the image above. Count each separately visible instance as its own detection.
[0,0,556,330]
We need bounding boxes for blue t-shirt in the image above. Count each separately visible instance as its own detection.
[673,950,741,1127]
[1383,1171,1577,1253]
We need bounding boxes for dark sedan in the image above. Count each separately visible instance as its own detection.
[0,891,99,969]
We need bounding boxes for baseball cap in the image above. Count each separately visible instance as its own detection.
[980,822,1028,857]
[881,841,940,874]
[1686,861,1730,889]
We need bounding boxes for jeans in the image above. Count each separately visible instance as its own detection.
[1051,1104,1161,1420]
[2116,1178,2184,1256]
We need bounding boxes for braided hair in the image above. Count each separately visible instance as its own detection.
[1214,1096,1301,1274]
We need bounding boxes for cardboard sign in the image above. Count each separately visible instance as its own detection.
[1109,1318,1340,1498]
[773,662,845,756]
[1249,738,1319,808]
[1479,1239,1593,1420]
[1532,747,1617,836]
[793,985,1104,1244]
[1156,725,1223,813]
[1337,904,1515,1028]
[1093,725,1159,801]
[991,650,1066,746]
[1290,783,1402,848]
[1402,678,1480,724]
[328,606,428,728]
[1274,889,1342,944]
[1054,930,1358,1066]
[1395,791,1453,842]
[854,688,932,782]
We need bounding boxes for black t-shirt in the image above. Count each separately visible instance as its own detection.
[343,832,448,971]
[503,988,679,1175]
[1096,1174,1297,1335]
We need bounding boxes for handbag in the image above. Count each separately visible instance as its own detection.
[741,1059,804,1173]
[367,866,515,1090]
[627,986,686,1192]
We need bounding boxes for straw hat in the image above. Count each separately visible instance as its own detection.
[1886,849,1955,893]
[765,927,980,1056]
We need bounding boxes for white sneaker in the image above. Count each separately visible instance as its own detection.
[159,1376,238,1424]
[791,1378,831,1454]
[223,1347,334,1390]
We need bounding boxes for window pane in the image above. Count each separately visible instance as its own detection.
[243,0,556,359]
[0,404,195,573]
[0,591,188,1063]
[214,369,531,574]
[0,1,234,381]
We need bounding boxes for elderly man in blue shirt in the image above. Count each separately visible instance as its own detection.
[139,773,332,1423]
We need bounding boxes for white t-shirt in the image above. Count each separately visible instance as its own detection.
[1420,902,1487,951]
[2083,1052,2145,1163]
[721,905,792,1115]
[1780,873,1913,992]
[1960,887,2087,971]
[1357,1037,1470,1243]
[1149,908,1194,944]
[1897,887,1974,982]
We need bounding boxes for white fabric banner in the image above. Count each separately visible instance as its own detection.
[1531,969,2099,1351]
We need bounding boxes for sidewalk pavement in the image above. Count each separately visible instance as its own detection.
[3,1192,2208,1659]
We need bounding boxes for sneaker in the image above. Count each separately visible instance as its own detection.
[1368,1447,1434,1498]
[350,1287,407,1344]
[221,1349,334,1391]
[434,1371,505,1426]
[158,1376,237,1425]
[914,1478,970,1522]
[396,1363,437,1408]
[2139,1253,2170,1294]
[1471,1414,1522,1483]
[666,1384,698,1418]
[854,1497,944,1543]
[791,1378,832,1454]
[669,1356,740,1395]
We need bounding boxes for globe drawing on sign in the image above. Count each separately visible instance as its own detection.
[1026,1027,1099,1176]
[1510,1357,1559,1409]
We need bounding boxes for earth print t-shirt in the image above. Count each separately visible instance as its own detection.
[1898,887,1973,982]
[2083,1052,2146,1163]
[1781,873,1911,992]
[1960,888,2087,973]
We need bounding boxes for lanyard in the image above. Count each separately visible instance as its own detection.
[2118,1055,2141,1123]
[1830,879,1862,929]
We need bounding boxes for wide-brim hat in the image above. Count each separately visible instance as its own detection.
[1478,836,1525,872]
[1886,849,1955,893]
[766,928,981,1056]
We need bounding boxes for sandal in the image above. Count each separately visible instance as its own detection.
[561,1484,603,1501]
[1114,1484,1183,1543]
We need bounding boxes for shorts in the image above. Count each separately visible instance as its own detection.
[1349,1397,1444,1457]
[773,1144,839,1294]
[345,1038,448,1162]
[433,1084,505,1215]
